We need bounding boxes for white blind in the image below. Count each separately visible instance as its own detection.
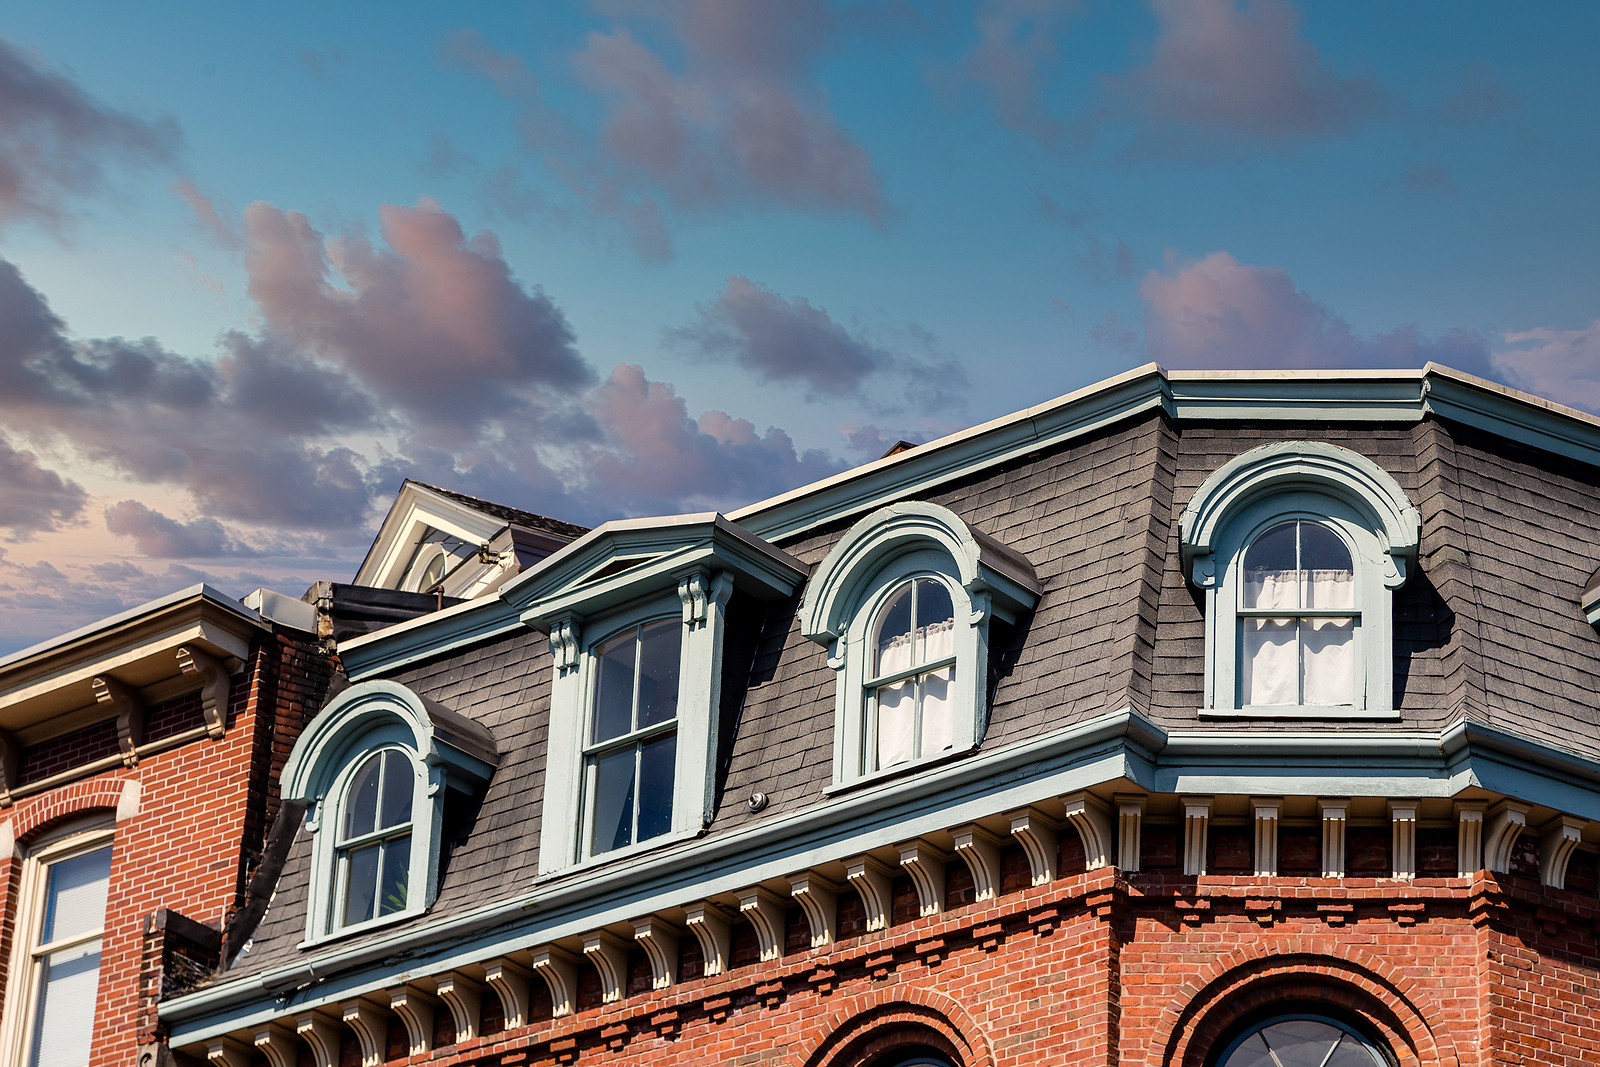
[30,845,111,1067]
[40,847,112,945]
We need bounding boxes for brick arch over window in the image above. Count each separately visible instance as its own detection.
[797,987,993,1067]
[11,777,132,841]
[1149,944,1460,1067]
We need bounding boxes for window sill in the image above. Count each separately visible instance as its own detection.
[823,743,979,796]
[537,826,704,883]
[298,904,427,951]
[1197,705,1401,721]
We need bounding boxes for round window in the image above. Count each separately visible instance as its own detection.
[1215,1014,1388,1067]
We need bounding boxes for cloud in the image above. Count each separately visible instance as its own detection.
[103,500,245,558]
[243,197,593,430]
[1108,0,1388,157]
[1493,320,1600,413]
[0,35,178,229]
[447,5,887,258]
[1139,250,1493,376]
[957,0,1080,145]
[173,178,240,247]
[0,434,87,539]
[1436,61,1518,126]
[670,276,970,412]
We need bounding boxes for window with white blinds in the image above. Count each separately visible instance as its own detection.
[28,845,111,1067]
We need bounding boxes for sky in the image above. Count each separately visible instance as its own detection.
[0,0,1596,654]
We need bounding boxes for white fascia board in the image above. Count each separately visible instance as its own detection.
[1166,370,1428,422]
[355,483,509,589]
[494,512,725,602]
[0,583,259,673]
[161,709,1600,1044]
[340,600,524,681]
[1423,366,1600,471]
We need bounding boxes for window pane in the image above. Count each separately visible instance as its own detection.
[637,735,676,842]
[590,748,636,855]
[29,941,101,1067]
[377,835,411,916]
[1324,1037,1386,1066]
[1259,1019,1345,1067]
[1240,618,1297,705]
[342,844,380,926]
[873,584,914,676]
[875,679,915,769]
[1242,522,1299,609]
[920,665,955,756]
[1299,523,1354,609]
[379,750,413,830]
[593,630,637,743]
[1302,617,1354,705]
[343,753,382,840]
[40,847,111,944]
[636,619,681,728]
[1219,1033,1273,1067]
[913,579,954,664]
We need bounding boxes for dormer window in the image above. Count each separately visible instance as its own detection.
[866,577,956,773]
[586,619,680,856]
[411,549,447,592]
[336,749,416,927]
[1180,441,1419,719]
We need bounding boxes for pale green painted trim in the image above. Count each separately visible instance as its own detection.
[340,604,523,681]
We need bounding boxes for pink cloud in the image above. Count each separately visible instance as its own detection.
[1493,320,1600,413]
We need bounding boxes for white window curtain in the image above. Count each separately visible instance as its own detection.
[875,616,956,768]
[1241,568,1354,706]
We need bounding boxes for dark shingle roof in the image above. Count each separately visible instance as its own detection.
[408,480,590,542]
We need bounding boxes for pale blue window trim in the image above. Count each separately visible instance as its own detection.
[801,501,1041,788]
[282,680,498,947]
[1181,442,1419,719]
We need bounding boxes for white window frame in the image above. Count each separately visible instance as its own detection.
[800,501,1041,790]
[281,680,498,947]
[1180,441,1419,720]
[0,815,115,1067]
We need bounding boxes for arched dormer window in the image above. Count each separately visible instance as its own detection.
[802,501,1040,787]
[1180,442,1419,719]
[282,680,498,944]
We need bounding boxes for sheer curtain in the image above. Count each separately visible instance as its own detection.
[1241,569,1354,706]
[874,616,956,768]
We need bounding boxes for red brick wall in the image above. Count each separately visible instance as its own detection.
[0,628,332,1067]
[317,867,1600,1067]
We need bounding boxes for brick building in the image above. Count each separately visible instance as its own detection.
[152,365,1600,1066]
[0,585,334,1067]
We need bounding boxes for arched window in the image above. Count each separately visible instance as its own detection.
[1181,442,1418,719]
[334,748,416,928]
[866,576,956,773]
[801,501,1040,787]
[1213,1014,1389,1067]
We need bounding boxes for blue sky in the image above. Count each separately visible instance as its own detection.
[0,0,1596,652]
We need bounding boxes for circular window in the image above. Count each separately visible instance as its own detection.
[1214,1014,1388,1067]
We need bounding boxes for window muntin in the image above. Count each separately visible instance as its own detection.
[1215,1014,1387,1067]
[335,748,414,928]
[28,843,111,1067]
[865,577,956,773]
[1238,520,1357,707]
[584,618,681,857]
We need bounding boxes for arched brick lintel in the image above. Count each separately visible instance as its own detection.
[11,776,130,843]
[796,986,995,1067]
[1149,942,1463,1067]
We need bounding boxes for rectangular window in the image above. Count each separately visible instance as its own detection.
[13,840,113,1067]
[583,618,680,857]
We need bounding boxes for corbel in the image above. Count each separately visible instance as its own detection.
[528,945,580,1018]
[293,1012,340,1067]
[252,1026,298,1067]
[1061,791,1113,871]
[483,957,532,1030]
[1318,798,1348,878]
[844,855,895,932]
[340,999,386,1067]
[1484,799,1532,873]
[1114,794,1145,873]
[683,901,733,977]
[92,674,144,767]
[1006,806,1059,886]
[736,886,786,962]
[678,571,709,626]
[1182,796,1213,877]
[896,839,948,918]
[547,617,582,674]
[206,1038,252,1067]
[631,915,680,989]
[1252,797,1282,878]
[582,930,630,1003]
[0,726,19,808]
[434,971,481,1043]
[176,645,229,738]
[1539,815,1587,889]
[387,985,435,1057]
[950,824,1002,901]
[1455,800,1486,877]
[1389,800,1419,880]
[787,870,839,948]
